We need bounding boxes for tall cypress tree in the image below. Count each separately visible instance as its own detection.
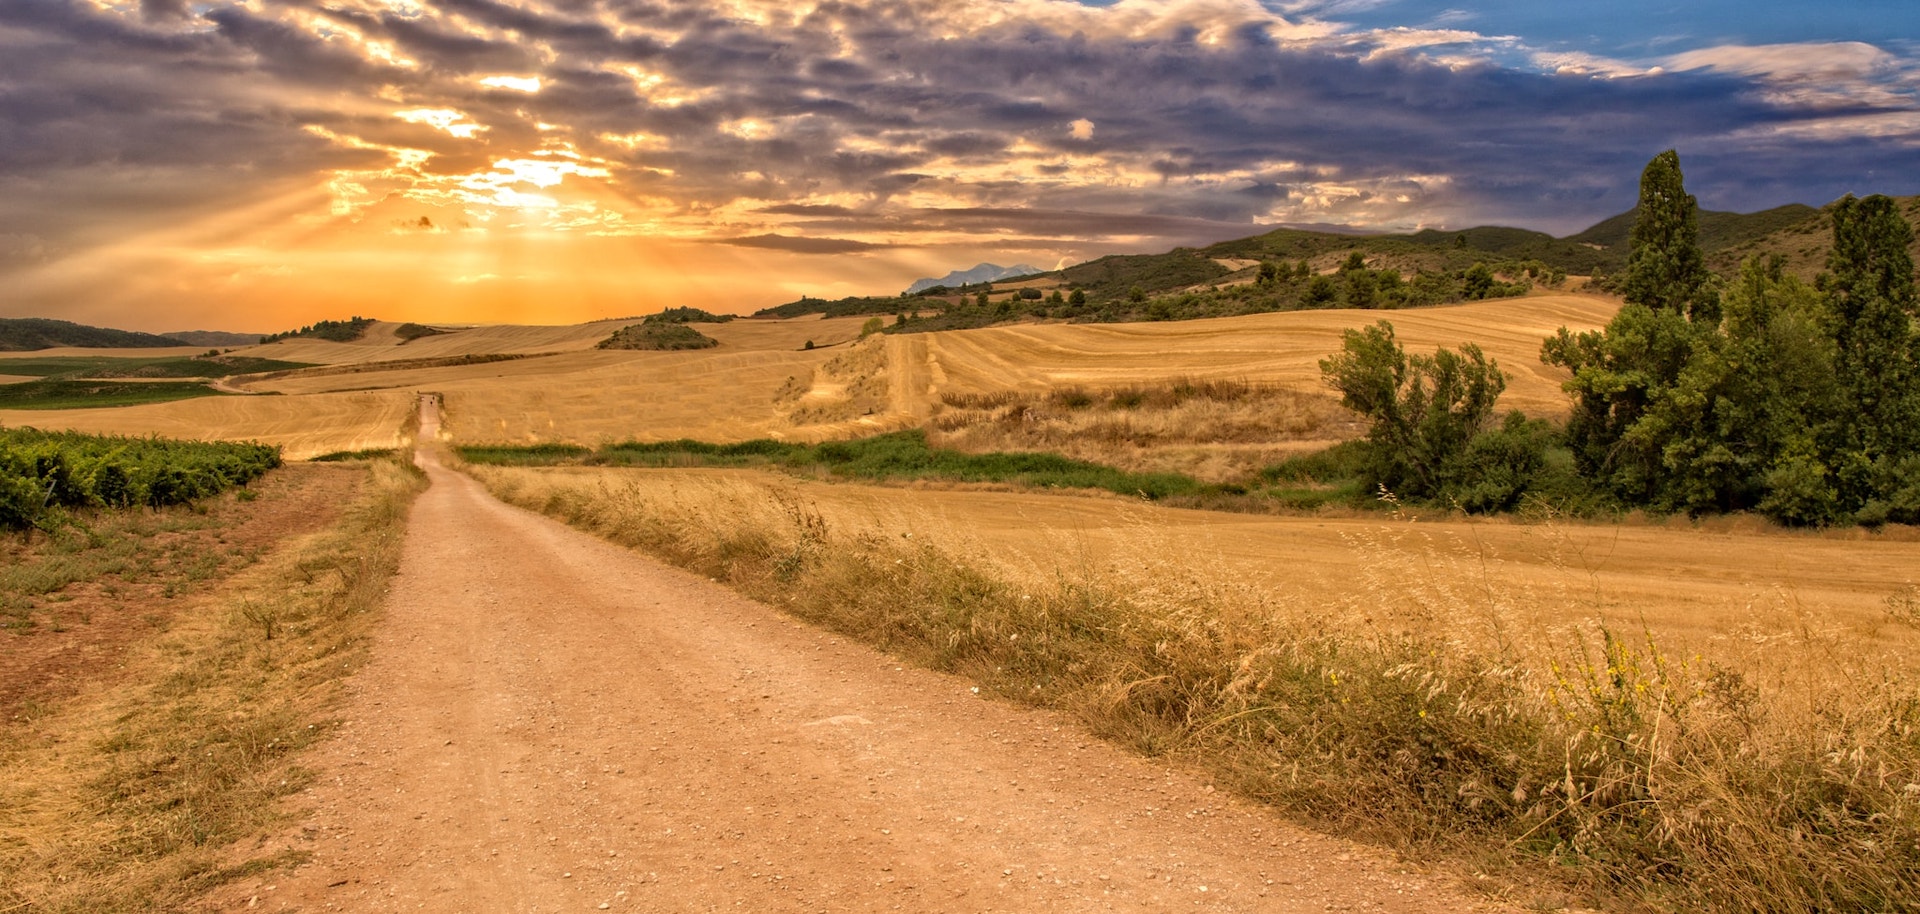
[1543,151,1710,500]
[1621,150,1719,324]
[1819,195,1920,509]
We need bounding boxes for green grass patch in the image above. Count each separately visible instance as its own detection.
[457,443,593,465]
[0,355,312,381]
[83,356,314,379]
[305,448,401,463]
[0,357,183,379]
[461,431,1219,500]
[0,379,230,410]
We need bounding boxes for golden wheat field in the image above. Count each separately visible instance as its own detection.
[480,465,1920,660]
[223,293,1614,450]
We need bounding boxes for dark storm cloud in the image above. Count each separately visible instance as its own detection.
[719,234,891,254]
[1,0,1916,274]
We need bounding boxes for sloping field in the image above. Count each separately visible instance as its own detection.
[2,297,1611,455]
[244,315,867,368]
[254,298,1613,447]
[245,320,637,366]
[432,348,854,445]
[0,390,414,459]
[924,294,1615,416]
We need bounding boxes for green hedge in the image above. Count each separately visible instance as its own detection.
[1,427,281,530]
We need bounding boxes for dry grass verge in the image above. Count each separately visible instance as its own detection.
[471,464,1920,914]
[0,457,425,912]
[928,378,1363,482]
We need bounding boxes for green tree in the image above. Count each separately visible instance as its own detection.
[1303,275,1337,307]
[1818,194,1920,522]
[1321,320,1510,502]
[859,317,884,338]
[1621,150,1720,324]
[1257,261,1281,286]
[1649,257,1838,515]
[1462,263,1495,300]
[1542,150,1719,504]
[1068,288,1087,308]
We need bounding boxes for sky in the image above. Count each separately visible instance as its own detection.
[1,0,1917,331]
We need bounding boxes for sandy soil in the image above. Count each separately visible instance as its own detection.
[214,400,1515,913]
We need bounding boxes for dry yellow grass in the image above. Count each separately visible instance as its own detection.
[476,465,1920,657]
[926,380,1363,481]
[0,390,415,460]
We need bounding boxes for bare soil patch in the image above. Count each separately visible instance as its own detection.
[0,463,362,720]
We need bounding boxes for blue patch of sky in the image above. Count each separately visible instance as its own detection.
[1074,1,1916,57]
[1296,1,1917,56]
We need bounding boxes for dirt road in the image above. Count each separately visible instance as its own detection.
[222,399,1512,913]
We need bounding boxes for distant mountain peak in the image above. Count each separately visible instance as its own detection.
[905,263,1042,295]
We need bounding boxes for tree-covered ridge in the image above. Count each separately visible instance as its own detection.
[643,307,734,324]
[759,191,1919,330]
[0,318,189,352]
[261,317,377,344]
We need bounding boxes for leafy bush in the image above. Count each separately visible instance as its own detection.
[0,428,280,530]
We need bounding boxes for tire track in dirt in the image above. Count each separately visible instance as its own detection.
[219,397,1513,913]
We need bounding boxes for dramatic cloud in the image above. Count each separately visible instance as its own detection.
[0,0,1915,327]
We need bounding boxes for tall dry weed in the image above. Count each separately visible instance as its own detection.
[472,465,1920,913]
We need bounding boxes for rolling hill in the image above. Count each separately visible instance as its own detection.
[758,194,1920,327]
[0,318,192,351]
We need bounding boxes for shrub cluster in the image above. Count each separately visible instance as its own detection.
[597,322,719,350]
[260,316,376,344]
[0,427,281,530]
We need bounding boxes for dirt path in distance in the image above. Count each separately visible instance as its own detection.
[214,398,1516,913]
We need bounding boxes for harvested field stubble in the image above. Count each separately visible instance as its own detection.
[470,464,1920,914]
